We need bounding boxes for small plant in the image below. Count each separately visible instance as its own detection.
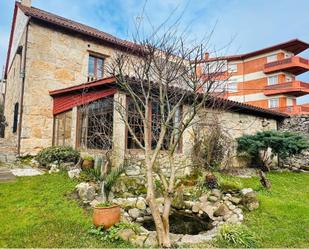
[89,222,140,243]
[216,224,257,248]
[35,146,80,167]
[83,155,94,161]
[96,201,114,208]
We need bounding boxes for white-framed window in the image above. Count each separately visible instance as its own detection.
[228,63,237,73]
[267,54,277,63]
[269,98,279,108]
[286,97,293,107]
[228,81,238,93]
[285,75,293,82]
[268,75,278,85]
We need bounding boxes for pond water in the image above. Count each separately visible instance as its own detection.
[142,210,213,235]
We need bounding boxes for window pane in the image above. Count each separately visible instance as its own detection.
[268,76,278,85]
[127,98,144,149]
[96,58,104,79]
[88,56,95,77]
[228,81,238,92]
[269,99,279,108]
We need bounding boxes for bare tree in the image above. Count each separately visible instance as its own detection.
[102,20,230,246]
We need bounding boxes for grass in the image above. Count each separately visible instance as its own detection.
[215,171,309,248]
[0,172,128,248]
[0,171,308,248]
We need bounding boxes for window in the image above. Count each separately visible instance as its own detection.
[269,98,279,108]
[285,75,292,82]
[54,111,72,146]
[78,97,113,150]
[127,98,144,149]
[228,63,237,73]
[13,102,19,133]
[126,99,182,150]
[286,97,293,107]
[267,54,277,63]
[268,75,278,85]
[88,55,104,82]
[228,81,238,93]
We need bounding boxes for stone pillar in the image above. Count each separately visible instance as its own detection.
[182,105,196,156]
[70,107,78,149]
[112,92,127,167]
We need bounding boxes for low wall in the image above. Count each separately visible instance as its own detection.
[279,115,309,171]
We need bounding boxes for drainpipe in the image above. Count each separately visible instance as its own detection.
[17,20,30,156]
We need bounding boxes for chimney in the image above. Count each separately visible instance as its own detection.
[204,52,209,60]
[21,0,31,7]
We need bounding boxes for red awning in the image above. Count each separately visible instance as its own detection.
[52,88,117,115]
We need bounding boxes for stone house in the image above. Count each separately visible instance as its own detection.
[2,1,288,167]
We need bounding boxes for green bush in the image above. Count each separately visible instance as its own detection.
[36,146,80,167]
[216,224,257,248]
[217,175,243,192]
[83,155,94,161]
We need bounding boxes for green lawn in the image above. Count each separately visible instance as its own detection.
[0,173,121,248]
[0,171,308,248]
[229,172,309,248]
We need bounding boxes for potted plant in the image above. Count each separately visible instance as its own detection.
[82,155,94,169]
[92,159,124,229]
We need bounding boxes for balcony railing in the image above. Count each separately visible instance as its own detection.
[264,81,309,97]
[270,105,309,114]
[264,56,309,75]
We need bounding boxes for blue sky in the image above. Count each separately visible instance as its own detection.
[1,0,309,103]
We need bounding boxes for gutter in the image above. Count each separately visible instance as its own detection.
[17,19,30,155]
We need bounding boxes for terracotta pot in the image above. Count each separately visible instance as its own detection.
[93,205,121,229]
[82,159,94,169]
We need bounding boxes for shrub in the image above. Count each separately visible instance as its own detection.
[216,224,257,248]
[217,175,243,192]
[237,131,309,170]
[36,146,80,167]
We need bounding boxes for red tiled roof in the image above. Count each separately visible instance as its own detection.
[50,76,289,119]
[16,2,142,52]
[202,39,309,62]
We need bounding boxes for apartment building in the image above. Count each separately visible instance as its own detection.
[199,40,309,114]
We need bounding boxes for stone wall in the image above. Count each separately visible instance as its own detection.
[279,115,309,171]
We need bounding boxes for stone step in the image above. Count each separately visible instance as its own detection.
[0,169,16,183]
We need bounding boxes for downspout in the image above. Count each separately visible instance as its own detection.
[17,19,30,155]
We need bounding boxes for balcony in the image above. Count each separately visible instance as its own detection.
[264,81,309,97]
[270,105,309,115]
[264,56,309,75]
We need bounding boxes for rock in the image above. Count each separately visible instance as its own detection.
[192,202,201,213]
[114,197,137,209]
[228,204,236,210]
[31,159,40,167]
[170,233,183,244]
[136,217,144,223]
[125,165,141,176]
[184,201,194,209]
[117,228,136,241]
[90,199,99,208]
[136,198,147,210]
[214,204,229,217]
[241,191,259,211]
[230,197,241,204]
[200,203,215,219]
[240,188,253,196]
[128,208,141,219]
[129,235,147,247]
[179,234,213,245]
[199,194,209,203]
[61,162,76,170]
[144,231,158,247]
[226,214,240,224]
[48,164,59,174]
[211,189,221,197]
[75,182,96,202]
[208,196,218,202]
[68,168,81,179]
